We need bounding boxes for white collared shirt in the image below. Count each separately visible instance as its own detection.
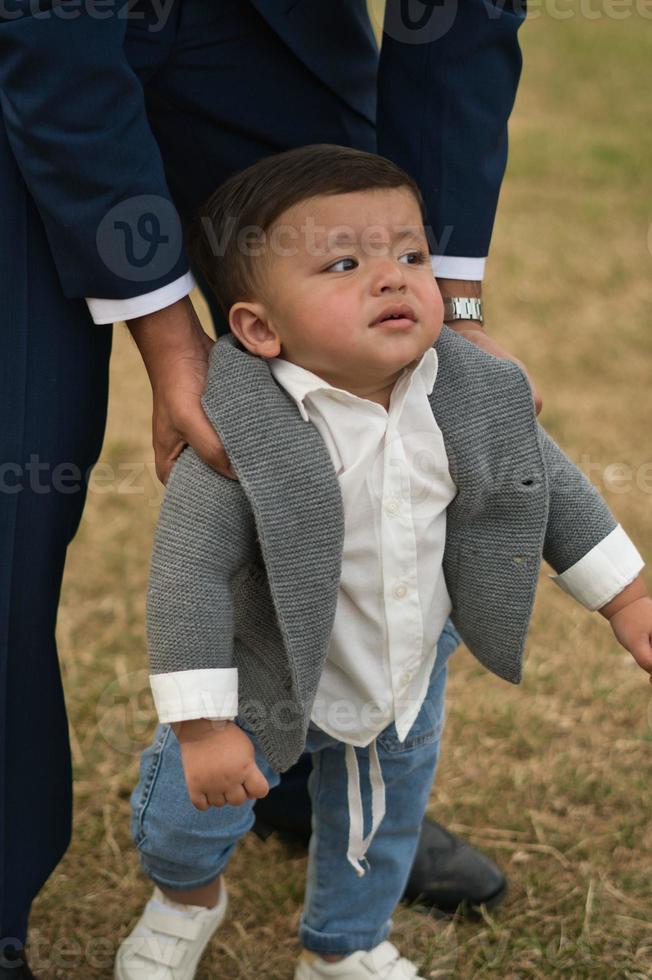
[268,347,456,752]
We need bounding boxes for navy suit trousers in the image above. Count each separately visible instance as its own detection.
[0,1,375,942]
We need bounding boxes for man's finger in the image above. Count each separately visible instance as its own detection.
[180,411,238,481]
[510,355,543,417]
[156,453,178,487]
[533,390,543,416]
[154,433,187,486]
[154,417,237,485]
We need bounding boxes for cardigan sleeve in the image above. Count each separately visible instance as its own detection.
[146,445,257,712]
[538,425,644,608]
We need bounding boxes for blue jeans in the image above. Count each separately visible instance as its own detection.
[130,621,460,955]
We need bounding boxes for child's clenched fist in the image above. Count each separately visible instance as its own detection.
[172,718,270,810]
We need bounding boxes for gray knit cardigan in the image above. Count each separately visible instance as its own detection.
[146,327,616,772]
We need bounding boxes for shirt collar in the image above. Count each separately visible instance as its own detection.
[268,345,439,422]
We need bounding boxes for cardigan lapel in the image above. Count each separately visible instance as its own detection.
[201,335,344,676]
[430,327,546,526]
[428,327,479,517]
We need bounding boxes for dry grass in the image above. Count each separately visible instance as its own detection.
[29,3,652,977]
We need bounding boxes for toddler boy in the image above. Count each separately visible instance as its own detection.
[116,145,651,980]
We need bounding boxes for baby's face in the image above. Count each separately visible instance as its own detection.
[247,187,443,393]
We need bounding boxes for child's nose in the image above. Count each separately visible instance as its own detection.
[370,258,407,294]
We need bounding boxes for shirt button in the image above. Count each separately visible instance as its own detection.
[384,497,401,516]
[399,670,412,687]
[393,583,408,599]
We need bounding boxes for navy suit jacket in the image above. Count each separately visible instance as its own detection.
[0,0,526,302]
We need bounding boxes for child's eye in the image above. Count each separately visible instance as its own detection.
[399,250,427,265]
[327,257,358,272]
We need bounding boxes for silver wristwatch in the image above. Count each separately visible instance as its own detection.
[443,297,484,325]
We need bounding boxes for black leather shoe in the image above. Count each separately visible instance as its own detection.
[402,817,507,913]
[254,789,507,914]
[0,948,37,979]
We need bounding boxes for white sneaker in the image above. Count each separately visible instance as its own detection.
[294,942,426,980]
[114,880,228,979]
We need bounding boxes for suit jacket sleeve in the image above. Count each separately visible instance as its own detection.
[0,5,190,300]
[377,0,527,260]
[147,445,257,681]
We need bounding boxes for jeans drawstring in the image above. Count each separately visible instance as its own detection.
[344,738,386,876]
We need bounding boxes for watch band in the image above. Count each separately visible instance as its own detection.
[443,297,484,325]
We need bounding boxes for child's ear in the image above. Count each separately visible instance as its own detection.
[229,302,281,358]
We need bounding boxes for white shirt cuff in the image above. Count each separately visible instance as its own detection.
[149,667,238,723]
[85,271,197,325]
[430,255,486,281]
[550,525,645,611]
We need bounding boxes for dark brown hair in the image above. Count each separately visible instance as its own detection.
[187,143,426,319]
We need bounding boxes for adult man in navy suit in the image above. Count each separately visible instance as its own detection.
[0,0,529,972]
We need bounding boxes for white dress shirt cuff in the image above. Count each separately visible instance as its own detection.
[149,668,238,723]
[430,255,486,281]
[85,271,197,325]
[550,525,645,611]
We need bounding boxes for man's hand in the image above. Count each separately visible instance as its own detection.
[172,718,270,810]
[599,575,652,683]
[437,278,543,416]
[127,296,237,485]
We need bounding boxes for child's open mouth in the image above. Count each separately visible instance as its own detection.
[370,304,417,328]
